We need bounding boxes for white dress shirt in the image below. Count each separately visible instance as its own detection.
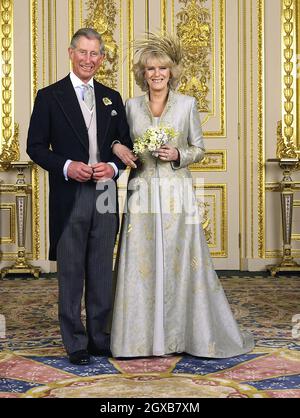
[63,72,118,180]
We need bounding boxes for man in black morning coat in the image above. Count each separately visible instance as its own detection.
[27,28,133,365]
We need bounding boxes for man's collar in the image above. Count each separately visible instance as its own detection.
[69,71,94,88]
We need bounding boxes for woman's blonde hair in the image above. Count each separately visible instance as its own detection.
[133,33,183,92]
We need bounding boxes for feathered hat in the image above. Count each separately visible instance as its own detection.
[133,32,183,65]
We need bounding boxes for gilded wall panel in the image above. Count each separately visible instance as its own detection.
[194,184,227,257]
[263,0,300,263]
[257,0,265,258]
[189,150,226,171]
[0,0,19,165]
[281,0,298,151]
[297,0,300,151]
[0,166,35,261]
[0,0,290,271]
[80,0,229,263]
[85,0,119,89]
[0,203,16,244]
[176,0,225,137]
[115,182,227,258]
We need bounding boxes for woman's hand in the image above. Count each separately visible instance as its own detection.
[112,143,137,168]
[157,145,179,162]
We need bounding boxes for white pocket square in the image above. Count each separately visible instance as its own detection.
[111,110,118,116]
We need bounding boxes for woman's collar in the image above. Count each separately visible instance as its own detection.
[143,89,175,119]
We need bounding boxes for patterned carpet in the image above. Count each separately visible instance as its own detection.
[0,275,300,398]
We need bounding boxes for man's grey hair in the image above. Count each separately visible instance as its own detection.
[70,28,105,55]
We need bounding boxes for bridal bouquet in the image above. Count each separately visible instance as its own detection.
[133,126,178,157]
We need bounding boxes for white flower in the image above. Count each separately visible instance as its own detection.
[133,125,178,157]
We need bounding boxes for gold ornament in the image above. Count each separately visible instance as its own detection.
[177,0,211,112]
[85,0,118,89]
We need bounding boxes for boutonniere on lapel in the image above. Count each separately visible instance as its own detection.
[103,97,112,106]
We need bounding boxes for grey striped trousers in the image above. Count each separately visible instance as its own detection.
[56,181,117,354]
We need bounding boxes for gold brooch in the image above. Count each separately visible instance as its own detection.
[103,97,112,106]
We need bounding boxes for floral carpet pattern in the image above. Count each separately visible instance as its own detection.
[0,276,300,398]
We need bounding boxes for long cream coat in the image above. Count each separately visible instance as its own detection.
[111,91,254,358]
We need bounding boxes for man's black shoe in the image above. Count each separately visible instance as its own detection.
[88,348,112,357]
[69,350,90,365]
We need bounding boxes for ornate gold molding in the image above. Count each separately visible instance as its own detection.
[85,0,119,90]
[200,194,216,247]
[265,181,300,191]
[68,0,74,74]
[53,0,57,81]
[47,0,57,83]
[291,234,300,241]
[30,1,40,260]
[31,164,40,259]
[206,184,227,257]
[215,0,225,138]
[171,0,175,34]
[297,1,300,150]
[189,150,227,171]
[128,0,134,98]
[276,120,298,158]
[177,0,212,113]
[42,0,46,86]
[0,0,19,165]
[31,0,38,104]
[239,0,250,261]
[161,0,167,34]
[48,0,53,83]
[44,172,48,259]
[195,184,227,257]
[0,125,19,169]
[265,1,300,262]
[68,0,75,40]
[119,0,124,97]
[145,0,149,33]
[68,0,75,43]
[80,0,83,26]
[0,203,16,244]
[282,0,297,150]
[257,0,265,258]
[0,164,38,261]
[249,0,254,257]
[176,0,225,137]
[266,250,300,259]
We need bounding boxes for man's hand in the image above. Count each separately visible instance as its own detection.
[91,162,115,181]
[67,161,93,182]
[112,143,137,168]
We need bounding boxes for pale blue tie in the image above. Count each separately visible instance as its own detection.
[81,84,94,110]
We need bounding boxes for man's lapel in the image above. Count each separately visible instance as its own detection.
[53,76,89,153]
[94,82,112,151]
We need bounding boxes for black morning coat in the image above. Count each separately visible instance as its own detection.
[27,75,132,260]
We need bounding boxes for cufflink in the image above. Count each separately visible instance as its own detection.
[111,109,118,116]
[111,140,121,148]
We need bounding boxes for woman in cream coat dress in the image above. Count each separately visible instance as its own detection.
[111,34,254,358]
